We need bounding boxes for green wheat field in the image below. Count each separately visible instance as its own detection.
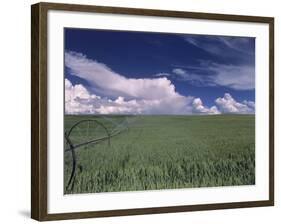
[64,115,255,194]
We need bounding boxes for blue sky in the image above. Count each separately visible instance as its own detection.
[64,28,255,115]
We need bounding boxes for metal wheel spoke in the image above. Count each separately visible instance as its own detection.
[65,117,133,191]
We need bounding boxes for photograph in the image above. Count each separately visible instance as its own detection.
[30,2,274,220]
[63,28,255,194]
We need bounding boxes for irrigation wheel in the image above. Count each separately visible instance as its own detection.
[65,119,111,191]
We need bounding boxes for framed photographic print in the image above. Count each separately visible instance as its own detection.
[31,2,274,221]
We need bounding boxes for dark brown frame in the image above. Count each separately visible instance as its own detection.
[31,2,274,221]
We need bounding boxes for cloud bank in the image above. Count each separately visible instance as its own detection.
[65,78,195,114]
[65,51,255,115]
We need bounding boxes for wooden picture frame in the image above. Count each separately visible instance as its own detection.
[31,2,274,221]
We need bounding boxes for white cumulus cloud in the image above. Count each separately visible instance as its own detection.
[65,79,101,114]
[65,51,181,100]
[215,93,255,114]
[192,98,220,115]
